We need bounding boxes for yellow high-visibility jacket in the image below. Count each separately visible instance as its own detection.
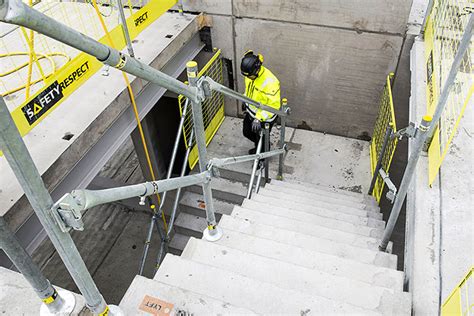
[245,66,281,122]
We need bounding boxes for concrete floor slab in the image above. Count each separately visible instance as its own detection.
[207,116,372,191]
[0,267,87,315]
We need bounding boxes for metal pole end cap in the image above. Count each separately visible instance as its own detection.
[203,225,223,242]
[422,115,432,123]
[40,290,75,316]
[107,305,125,316]
[186,61,198,68]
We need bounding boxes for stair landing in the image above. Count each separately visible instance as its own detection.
[204,117,372,192]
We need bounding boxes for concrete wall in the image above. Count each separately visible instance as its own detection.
[407,38,473,314]
[179,0,413,138]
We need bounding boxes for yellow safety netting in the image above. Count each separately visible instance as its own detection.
[0,0,177,138]
[369,73,398,204]
[441,266,473,315]
[178,49,225,170]
[424,0,473,185]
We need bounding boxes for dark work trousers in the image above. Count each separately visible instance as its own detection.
[242,112,274,152]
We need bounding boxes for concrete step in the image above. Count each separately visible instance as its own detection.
[247,196,385,229]
[284,178,371,199]
[155,254,380,315]
[265,182,378,211]
[173,212,207,239]
[232,206,384,246]
[119,275,255,314]
[188,177,247,204]
[272,179,377,205]
[257,189,383,220]
[204,231,403,290]
[242,199,384,237]
[214,163,254,183]
[168,232,189,255]
[179,191,234,218]
[182,239,410,314]
[259,187,379,215]
[218,216,397,268]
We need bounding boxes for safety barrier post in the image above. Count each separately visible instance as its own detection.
[186,61,223,242]
[379,116,431,251]
[177,0,184,15]
[277,98,288,180]
[0,217,76,314]
[380,13,473,250]
[368,126,393,195]
[264,123,270,184]
[0,97,117,315]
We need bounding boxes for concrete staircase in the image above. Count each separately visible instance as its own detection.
[120,179,411,315]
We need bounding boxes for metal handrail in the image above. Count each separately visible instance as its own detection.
[0,1,291,313]
[379,13,473,251]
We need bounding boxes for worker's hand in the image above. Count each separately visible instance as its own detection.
[241,102,246,112]
[251,118,261,133]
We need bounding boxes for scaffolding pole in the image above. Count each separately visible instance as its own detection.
[0,97,111,315]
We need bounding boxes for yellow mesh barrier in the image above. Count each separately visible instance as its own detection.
[424,0,473,185]
[441,267,473,315]
[0,0,177,139]
[178,49,225,170]
[369,73,398,203]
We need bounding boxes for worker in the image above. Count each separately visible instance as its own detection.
[240,50,281,154]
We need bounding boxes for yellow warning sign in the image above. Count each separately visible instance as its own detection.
[139,295,174,315]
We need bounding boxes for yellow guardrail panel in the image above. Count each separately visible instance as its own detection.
[369,73,398,203]
[178,49,225,170]
[441,267,473,315]
[0,0,177,139]
[424,0,473,185]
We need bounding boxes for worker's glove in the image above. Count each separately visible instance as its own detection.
[251,118,261,133]
[241,102,246,112]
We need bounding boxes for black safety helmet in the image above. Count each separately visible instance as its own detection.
[241,50,263,79]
